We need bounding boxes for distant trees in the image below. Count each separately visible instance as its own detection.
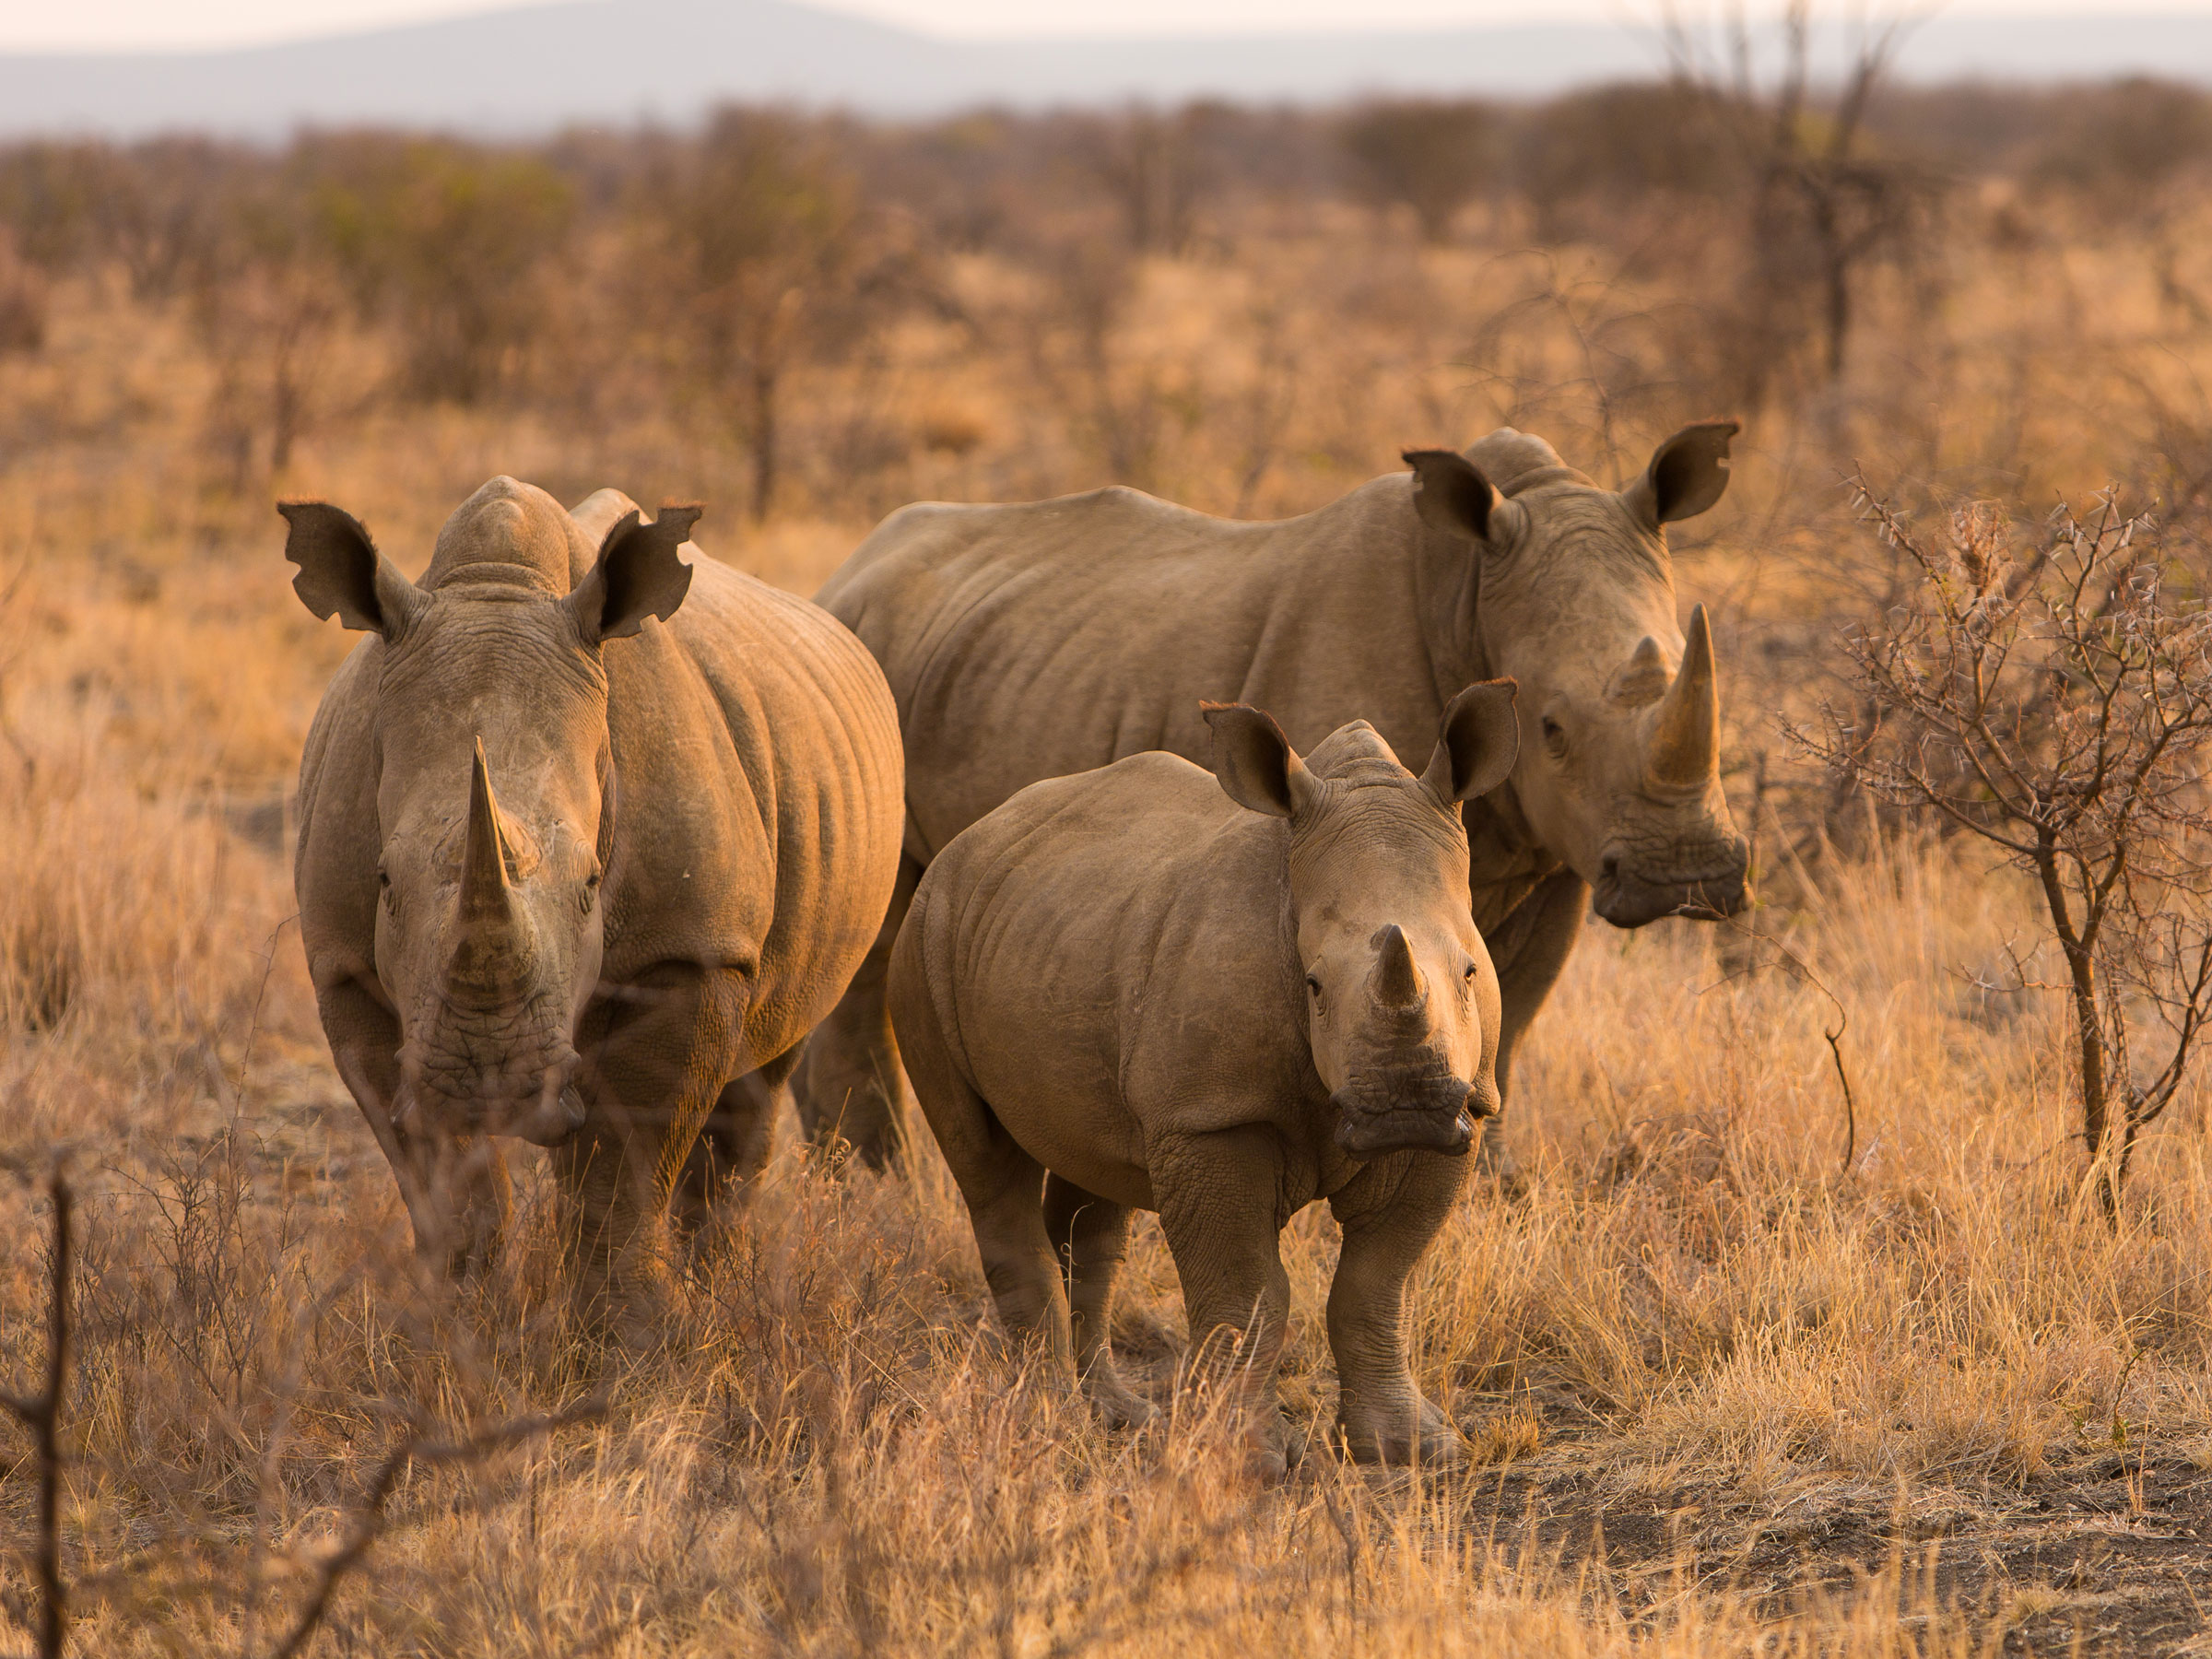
[187,174,342,479]
[5,73,2212,506]
[1340,99,1496,243]
[1665,2,1944,393]
[1515,82,1740,243]
[308,135,574,405]
[650,110,911,520]
[1079,106,1205,255]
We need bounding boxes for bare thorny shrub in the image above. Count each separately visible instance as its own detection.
[1793,483,2212,1204]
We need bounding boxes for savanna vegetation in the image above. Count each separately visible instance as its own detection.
[4,43,2212,1654]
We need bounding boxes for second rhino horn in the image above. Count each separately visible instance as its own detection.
[1647,605,1719,790]
[1373,924,1427,1011]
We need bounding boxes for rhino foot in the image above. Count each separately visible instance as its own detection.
[1338,1393,1465,1468]
[1081,1362,1160,1431]
[1256,1416,1300,1495]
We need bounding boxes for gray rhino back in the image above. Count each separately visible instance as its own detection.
[906,751,1316,1206]
[818,481,1469,865]
[613,556,903,1061]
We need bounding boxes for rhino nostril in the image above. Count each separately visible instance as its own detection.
[1600,853,1620,885]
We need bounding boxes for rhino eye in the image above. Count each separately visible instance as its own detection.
[1464,960,1477,981]
[1305,972,1322,999]
[1541,716,1568,759]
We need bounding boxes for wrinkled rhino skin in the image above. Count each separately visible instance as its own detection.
[888,686,1520,1475]
[812,424,1751,1166]
[291,478,903,1325]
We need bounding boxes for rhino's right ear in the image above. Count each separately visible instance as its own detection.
[280,500,425,637]
[1404,450,1526,549]
[1623,419,1739,528]
[569,504,699,644]
[1421,678,1521,806]
[1201,700,1319,820]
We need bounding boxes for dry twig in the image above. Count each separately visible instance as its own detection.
[267,1398,607,1659]
[1,1171,72,1659]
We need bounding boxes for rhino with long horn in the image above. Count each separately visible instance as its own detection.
[289,477,904,1324]
[803,421,1751,1165]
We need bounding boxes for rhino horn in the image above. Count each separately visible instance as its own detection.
[1373,924,1428,1013]
[1648,604,1719,790]
[459,738,516,924]
[445,740,538,1003]
[1607,635,1670,709]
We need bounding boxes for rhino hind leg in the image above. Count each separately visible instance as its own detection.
[794,855,922,1171]
[673,1047,798,1230]
[889,937,1071,1368]
[1043,1174,1158,1430]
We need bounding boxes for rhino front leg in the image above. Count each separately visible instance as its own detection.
[794,854,922,1170]
[555,960,747,1339]
[388,1127,512,1278]
[1043,1175,1156,1429]
[324,979,512,1277]
[673,1046,799,1230]
[1326,1151,1465,1465]
[1477,869,1589,1173]
[1155,1127,1295,1481]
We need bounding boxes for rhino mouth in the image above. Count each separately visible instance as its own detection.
[396,1044,589,1146]
[1593,857,1750,928]
[1331,1075,1491,1159]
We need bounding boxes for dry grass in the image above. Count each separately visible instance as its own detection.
[4,196,2212,1654]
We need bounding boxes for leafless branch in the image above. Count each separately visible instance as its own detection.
[266,1398,607,1659]
[1792,476,2212,1207]
[1,1171,72,1659]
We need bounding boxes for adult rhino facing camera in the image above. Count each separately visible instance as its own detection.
[288,477,903,1335]
[805,423,1752,1168]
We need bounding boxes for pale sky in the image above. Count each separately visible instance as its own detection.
[4,0,2210,52]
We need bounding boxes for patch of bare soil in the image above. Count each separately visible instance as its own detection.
[1445,1448,2212,1655]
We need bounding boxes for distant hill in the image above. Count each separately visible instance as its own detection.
[4,2,2212,139]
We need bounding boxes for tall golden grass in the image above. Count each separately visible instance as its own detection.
[2,185,2209,1653]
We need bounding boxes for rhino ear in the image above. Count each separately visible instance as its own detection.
[1200,700,1319,820]
[1422,679,1521,806]
[280,500,425,637]
[1404,449,1526,549]
[569,503,699,644]
[1624,420,1739,529]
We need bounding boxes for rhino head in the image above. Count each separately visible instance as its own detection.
[283,479,697,1147]
[1202,683,1520,1159]
[1406,423,1751,927]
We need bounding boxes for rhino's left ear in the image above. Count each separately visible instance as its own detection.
[1421,678,1520,806]
[1623,420,1740,529]
[569,504,699,643]
[1404,450,1527,550]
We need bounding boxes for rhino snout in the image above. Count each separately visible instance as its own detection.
[1593,839,1750,927]
[1330,1075,1487,1160]
[394,1033,586,1146]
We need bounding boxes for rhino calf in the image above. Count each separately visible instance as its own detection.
[290,478,904,1331]
[888,683,1521,1474]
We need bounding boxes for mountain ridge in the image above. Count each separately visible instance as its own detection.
[3,1,2210,138]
